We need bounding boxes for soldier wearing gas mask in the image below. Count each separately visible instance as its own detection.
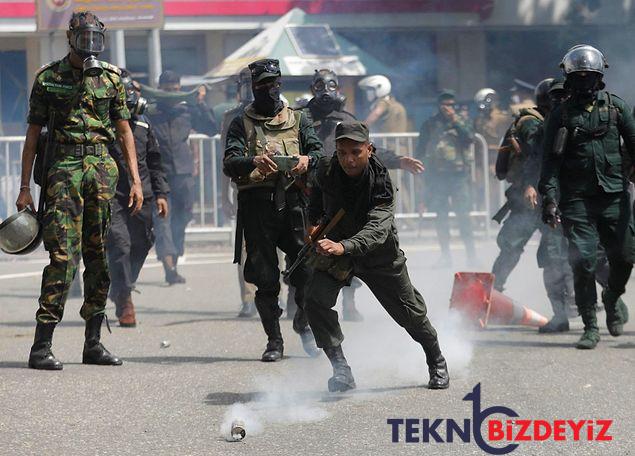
[106,70,170,327]
[224,59,323,362]
[539,45,635,349]
[16,11,143,370]
[304,69,423,321]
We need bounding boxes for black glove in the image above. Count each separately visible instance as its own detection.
[542,202,561,226]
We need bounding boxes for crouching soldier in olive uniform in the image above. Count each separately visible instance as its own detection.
[223,59,323,361]
[540,45,635,349]
[107,70,169,327]
[16,11,143,370]
[302,68,424,322]
[305,121,449,392]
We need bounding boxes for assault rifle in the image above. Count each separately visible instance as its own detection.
[282,208,345,278]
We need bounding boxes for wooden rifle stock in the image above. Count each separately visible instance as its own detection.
[282,208,345,278]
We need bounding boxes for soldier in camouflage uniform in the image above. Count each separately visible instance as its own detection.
[16,11,143,370]
[415,90,477,266]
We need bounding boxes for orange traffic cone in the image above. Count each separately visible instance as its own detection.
[449,272,548,329]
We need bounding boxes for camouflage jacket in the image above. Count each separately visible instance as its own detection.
[27,54,130,144]
[415,112,474,173]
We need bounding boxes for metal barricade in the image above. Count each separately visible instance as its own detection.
[0,133,494,239]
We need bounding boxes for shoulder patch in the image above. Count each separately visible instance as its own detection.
[35,60,60,77]
[99,61,122,75]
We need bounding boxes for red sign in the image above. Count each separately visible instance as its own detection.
[0,0,495,19]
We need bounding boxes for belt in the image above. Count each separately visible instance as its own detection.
[57,143,108,157]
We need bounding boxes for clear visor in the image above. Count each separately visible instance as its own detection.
[74,30,105,54]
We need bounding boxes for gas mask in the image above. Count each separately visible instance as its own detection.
[122,76,147,116]
[565,72,604,98]
[69,20,106,77]
[311,69,345,112]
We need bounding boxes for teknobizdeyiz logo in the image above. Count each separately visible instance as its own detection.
[387,383,613,454]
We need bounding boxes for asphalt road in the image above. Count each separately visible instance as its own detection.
[0,238,633,456]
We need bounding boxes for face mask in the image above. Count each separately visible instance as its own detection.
[70,28,105,77]
[365,90,375,103]
[566,73,601,97]
[252,82,283,117]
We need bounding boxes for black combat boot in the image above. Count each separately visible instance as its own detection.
[576,310,600,350]
[82,314,123,365]
[539,296,569,333]
[324,345,356,393]
[538,319,569,333]
[28,323,63,370]
[260,318,284,362]
[163,256,186,285]
[603,291,627,337]
[423,342,450,390]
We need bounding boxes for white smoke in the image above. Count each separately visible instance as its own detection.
[219,370,329,441]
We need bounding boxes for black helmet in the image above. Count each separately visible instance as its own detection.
[560,45,608,76]
[534,78,554,108]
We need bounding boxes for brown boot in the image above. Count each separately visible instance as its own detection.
[117,292,137,328]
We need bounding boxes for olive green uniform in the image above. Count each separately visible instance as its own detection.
[539,91,635,332]
[305,154,440,353]
[223,104,323,336]
[415,112,476,258]
[27,55,129,323]
[492,108,544,290]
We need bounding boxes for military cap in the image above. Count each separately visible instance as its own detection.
[437,89,456,103]
[249,59,281,83]
[335,121,369,143]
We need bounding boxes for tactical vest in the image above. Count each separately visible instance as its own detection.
[235,104,302,191]
[497,107,543,184]
[425,118,472,172]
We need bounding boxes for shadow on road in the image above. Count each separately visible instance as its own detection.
[473,339,575,348]
[204,390,351,406]
[0,361,26,369]
[613,342,635,349]
[124,355,255,365]
[0,321,86,328]
[204,392,260,405]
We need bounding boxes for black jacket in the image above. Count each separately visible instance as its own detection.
[310,154,399,267]
[110,115,169,200]
[148,101,217,176]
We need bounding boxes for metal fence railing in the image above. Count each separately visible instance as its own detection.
[0,132,497,238]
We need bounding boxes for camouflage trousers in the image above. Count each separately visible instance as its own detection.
[36,151,118,324]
